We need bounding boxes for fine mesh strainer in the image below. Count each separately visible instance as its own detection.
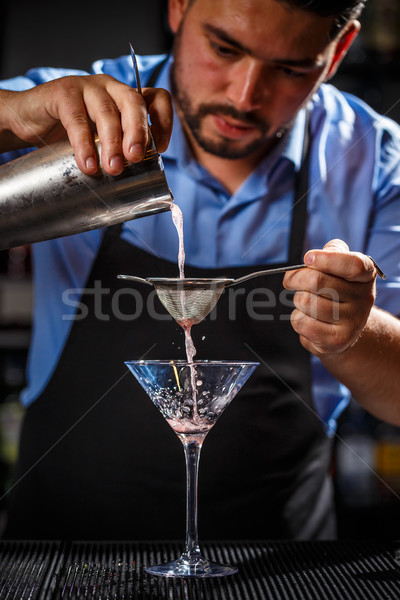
[128,277,235,325]
[117,264,305,325]
[118,255,385,326]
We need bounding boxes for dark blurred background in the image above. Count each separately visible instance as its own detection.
[0,0,399,539]
[0,1,172,77]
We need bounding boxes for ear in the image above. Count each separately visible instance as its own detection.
[168,0,191,34]
[325,21,360,81]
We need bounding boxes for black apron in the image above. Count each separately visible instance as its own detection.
[5,106,335,542]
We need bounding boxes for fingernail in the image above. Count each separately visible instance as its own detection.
[305,252,315,265]
[109,155,123,171]
[85,157,97,171]
[129,144,144,159]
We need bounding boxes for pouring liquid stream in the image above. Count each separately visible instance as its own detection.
[170,203,200,424]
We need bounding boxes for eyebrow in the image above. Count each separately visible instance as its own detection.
[203,23,326,69]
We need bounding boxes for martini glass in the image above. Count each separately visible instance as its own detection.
[125,359,258,578]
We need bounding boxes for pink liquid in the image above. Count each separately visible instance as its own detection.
[171,202,185,280]
[170,203,197,364]
[166,417,213,435]
[166,398,224,442]
[170,203,200,423]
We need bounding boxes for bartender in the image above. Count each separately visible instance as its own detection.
[0,0,399,540]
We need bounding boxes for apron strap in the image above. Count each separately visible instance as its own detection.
[146,56,169,87]
[288,108,311,264]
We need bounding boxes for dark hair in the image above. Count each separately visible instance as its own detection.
[185,0,366,39]
[277,0,366,36]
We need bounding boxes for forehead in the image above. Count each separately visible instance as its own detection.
[188,0,335,56]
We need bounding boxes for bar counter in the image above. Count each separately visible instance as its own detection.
[1,539,400,599]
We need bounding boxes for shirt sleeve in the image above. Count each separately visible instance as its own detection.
[367,119,400,317]
[0,66,89,91]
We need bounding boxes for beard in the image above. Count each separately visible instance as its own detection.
[170,45,276,160]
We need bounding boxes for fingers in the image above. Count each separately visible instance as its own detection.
[283,239,377,356]
[143,87,174,153]
[303,239,376,283]
[26,75,173,176]
[289,284,373,356]
[107,82,153,164]
[50,77,100,174]
[284,267,374,304]
[69,75,151,174]
[71,77,173,175]
[292,290,342,324]
[290,309,348,355]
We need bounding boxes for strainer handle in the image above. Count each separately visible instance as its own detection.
[227,264,306,287]
[117,274,152,286]
[228,255,386,287]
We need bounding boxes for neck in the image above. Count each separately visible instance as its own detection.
[189,135,278,195]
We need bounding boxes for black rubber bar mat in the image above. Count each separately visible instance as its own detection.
[1,540,400,599]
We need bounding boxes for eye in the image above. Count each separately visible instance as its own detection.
[279,66,307,78]
[211,42,238,58]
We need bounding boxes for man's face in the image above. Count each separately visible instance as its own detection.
[169,0,354,160]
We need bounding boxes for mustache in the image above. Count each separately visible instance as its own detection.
[196,103,269,133]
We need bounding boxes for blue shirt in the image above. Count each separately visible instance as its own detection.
[1,54,400,436]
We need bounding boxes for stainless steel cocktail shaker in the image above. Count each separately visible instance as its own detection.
[0,137,173,249]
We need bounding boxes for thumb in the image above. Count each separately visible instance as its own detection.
[322,239,349,253]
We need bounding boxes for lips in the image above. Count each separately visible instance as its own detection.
[212,114,258,140]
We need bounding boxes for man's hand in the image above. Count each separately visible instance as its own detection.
[283,239,377,357]
[0,74,173,175]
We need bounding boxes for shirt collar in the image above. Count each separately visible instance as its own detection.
[280,108,307,172]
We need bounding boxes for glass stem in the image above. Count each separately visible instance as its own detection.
[182,437,204,559]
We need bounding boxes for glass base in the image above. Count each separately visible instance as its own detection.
[145,555,238,578]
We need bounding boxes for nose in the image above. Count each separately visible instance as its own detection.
[227,59,264,112]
